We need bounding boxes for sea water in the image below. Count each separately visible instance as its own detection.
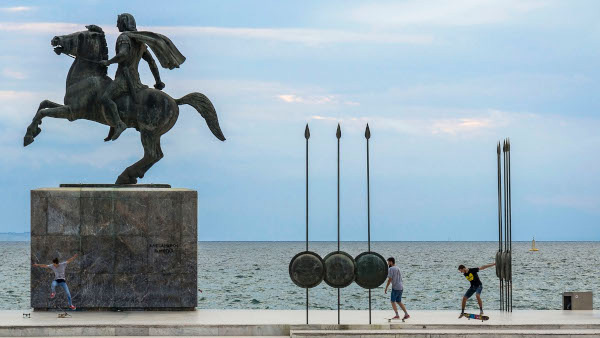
[2,241,598,310]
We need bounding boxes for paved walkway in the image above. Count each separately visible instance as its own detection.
[5,309,600,325]
[1,310,598,336]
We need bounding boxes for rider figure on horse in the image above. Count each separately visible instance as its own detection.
[100,13,176,141]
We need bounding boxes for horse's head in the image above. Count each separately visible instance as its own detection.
[51,25,108,62]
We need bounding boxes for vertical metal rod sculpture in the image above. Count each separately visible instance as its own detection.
[507,138,512,312]
[336,124,341,325]
[504,140,508,310]
[502,140,508,310]
[365,124,372,324]
[305,124,310,324]
[496,142,503,311]
[497,138,512,312]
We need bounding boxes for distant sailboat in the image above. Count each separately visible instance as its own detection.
[529,237,539,252]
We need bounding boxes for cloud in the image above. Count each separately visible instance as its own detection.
[2,69,26,80]
[430,116,495,135]
[278,94,309,103]
[0,6,34,13]
[144,26,432,45]
[0,90,35,100]
[363,73,590,109]
[170,78,527,136]
[311,115,338,122]
[345,0,550,27]
[0,21,431,45]
[310,108,515,136]
[167,79,362,121]
[277,94,356,105]
[0,22,82,34]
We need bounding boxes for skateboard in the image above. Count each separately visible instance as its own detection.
[459,313,489,321]
[386,317,406,323]
[55,305,72,318]
[50,296,72,318]
[57,312,71,318]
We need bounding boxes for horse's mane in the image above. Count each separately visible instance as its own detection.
[85,25,109,76]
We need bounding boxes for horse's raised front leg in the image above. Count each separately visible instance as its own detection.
[38,99,62,112]
[24,100,62,140]
[24,101,72,147]
[115,131,164,184]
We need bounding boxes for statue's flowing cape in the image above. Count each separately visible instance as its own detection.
[125,31,186,69]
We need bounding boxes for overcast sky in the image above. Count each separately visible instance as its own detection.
[1,0,599,241]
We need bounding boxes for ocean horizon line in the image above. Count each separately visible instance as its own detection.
[0,233,597,242]
[1,239,597,243]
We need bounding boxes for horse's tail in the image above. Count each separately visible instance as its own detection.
[176,93,226,141]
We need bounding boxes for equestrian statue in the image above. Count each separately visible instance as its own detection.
[23,13,225,184]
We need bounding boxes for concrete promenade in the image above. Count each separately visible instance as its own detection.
[0,310,598,337]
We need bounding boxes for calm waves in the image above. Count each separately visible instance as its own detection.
[1,241,598,310]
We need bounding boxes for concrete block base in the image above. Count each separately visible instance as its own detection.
[30,187,198,310]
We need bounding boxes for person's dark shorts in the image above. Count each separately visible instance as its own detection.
[464,285,483,298]
[390,289,403,303]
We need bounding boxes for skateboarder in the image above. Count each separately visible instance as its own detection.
[33,254,78,310]
[384,257,410,320]
[458,262,495,317]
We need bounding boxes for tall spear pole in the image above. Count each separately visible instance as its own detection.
[336,123,341,325]
[365,124,372,324]
[305,124,310,324]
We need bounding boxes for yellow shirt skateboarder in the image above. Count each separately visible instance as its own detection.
[458,262,495,317]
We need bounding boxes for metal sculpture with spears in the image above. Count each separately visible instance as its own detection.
[289,124,387,325]
[496,138,513,312]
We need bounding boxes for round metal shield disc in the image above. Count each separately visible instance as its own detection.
[323,251,356,288]
[289,251,324,288]
[354,251,388,289]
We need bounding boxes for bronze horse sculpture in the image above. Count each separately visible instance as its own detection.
[23,25,225,184]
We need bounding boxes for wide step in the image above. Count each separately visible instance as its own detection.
[291,329,600,338]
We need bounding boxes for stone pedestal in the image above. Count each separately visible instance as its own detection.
[30,187,197,310]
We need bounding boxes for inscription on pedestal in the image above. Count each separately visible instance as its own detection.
[150,243,178,254]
